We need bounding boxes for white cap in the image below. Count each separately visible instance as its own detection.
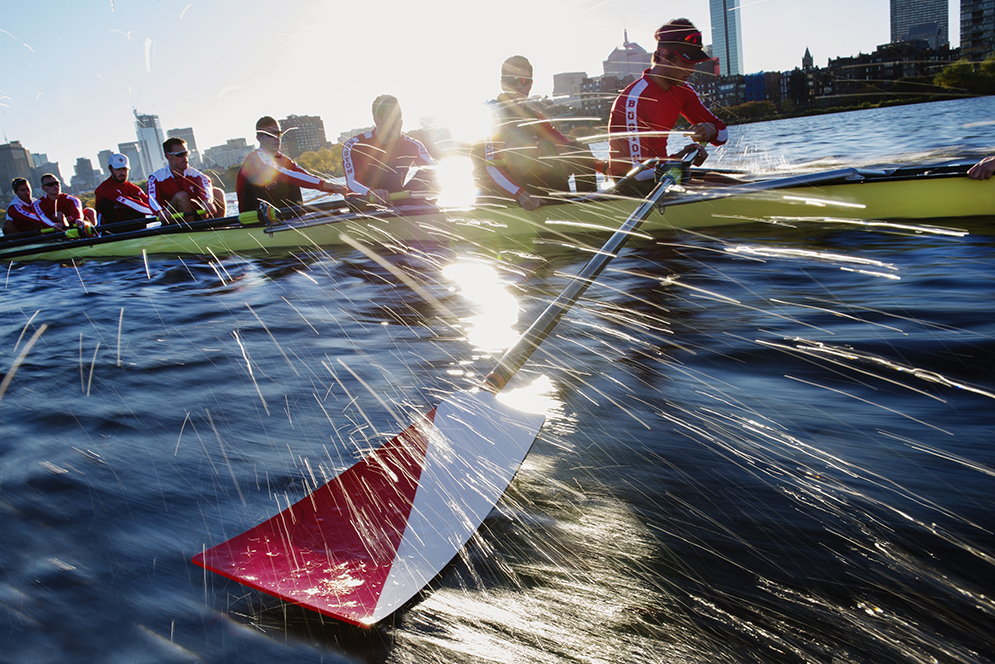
[109,153,129,169]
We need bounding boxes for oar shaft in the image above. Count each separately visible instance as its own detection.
[483,165,681,392]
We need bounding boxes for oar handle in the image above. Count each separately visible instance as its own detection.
[483,155,695,393]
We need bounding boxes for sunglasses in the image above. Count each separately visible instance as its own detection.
[167,150,189,157]
[42,181,60,187]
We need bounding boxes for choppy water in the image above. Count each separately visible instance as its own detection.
[2,97,995,663]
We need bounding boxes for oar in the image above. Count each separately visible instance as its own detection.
[191,154,696,627]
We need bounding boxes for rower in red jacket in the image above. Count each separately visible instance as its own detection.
[343,95,436,207]
[36,174,97,230]
[237,116,348,213]
[476,55,598,211]
[608,18,727,188]
[94,153,154,224]
[4,178,57,235]
[147,137,225,223]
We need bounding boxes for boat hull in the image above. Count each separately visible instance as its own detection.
[3,167,992,261]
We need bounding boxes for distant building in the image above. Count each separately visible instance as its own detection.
[278,115,327,158]
[167,127,201,167]
[603,31,651,79]
[97,150,114,176]
[803,48,814,71]
[71,157,101,193]
[710,0,744,76]
[0,141,35,192]
[579,74,632,121]
[134,111,167,176]
[202,138,253,170]
[825,40,956,98]
[553,72,587,108]
[892,0,948,48]
[118,142,144,181]
[961,0,995,60]
[745,72,767,102]
[338,127,374,144]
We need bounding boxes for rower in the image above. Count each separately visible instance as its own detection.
[607,18,728,194]
[236,116,348,213]
[147,138,226,223]
[36,174,97,231]
[475,55,599,211]
[342,95,437,207]
[94,153,154,224]
[4,178,51,235]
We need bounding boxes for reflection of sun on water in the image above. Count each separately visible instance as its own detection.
[443,261,562,415]
[443,261,520,352]
[497,374,558,416]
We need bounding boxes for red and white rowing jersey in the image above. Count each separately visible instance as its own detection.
[236,149,326,213]
[343,129,435,196]
[146,166,214,214]
[4,196,59,234]
[94,176,153,224]
[36,193,86,227]
[608,71,727,177]
[477,93,574,198]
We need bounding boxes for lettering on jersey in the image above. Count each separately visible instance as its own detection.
[625,79,650,165]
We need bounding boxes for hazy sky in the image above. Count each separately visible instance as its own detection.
[0,0,956,173]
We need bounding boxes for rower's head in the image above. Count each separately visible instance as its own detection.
[163,137,190,172]
[652,18,709,84]
[255,116,284,153]
[40,174,61,200]
[501,55,533,97]
[109,153,130,184]
[11,177,30,203]
[372,95,403,142]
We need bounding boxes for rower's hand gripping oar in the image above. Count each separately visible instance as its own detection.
[191,155,694,626]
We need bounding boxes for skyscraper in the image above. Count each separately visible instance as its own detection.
[891,0,948,48]
[961,0,995,59]
[97,150,114,176]
[710,0,744,77]
[134,111,167,177]
[0,141,34,187]
[118,142,144,181]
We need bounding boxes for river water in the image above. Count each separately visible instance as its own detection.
[2,97,994,663]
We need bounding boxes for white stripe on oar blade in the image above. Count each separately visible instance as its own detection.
[371,389,546,622]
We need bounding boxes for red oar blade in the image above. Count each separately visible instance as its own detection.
[193,389,545,626]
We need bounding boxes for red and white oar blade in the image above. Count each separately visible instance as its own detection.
[192,389,546,626]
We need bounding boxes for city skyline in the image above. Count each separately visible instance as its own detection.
[0,1,963,177]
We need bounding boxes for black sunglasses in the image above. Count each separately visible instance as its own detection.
[42,181,60,187]
[167,150,189,157]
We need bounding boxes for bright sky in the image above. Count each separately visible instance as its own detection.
[0,0,958,173]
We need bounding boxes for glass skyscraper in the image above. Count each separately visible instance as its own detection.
[961,0,995,59]
[710,0,744,77]
[891,0,948,47]
[134,111,167,177]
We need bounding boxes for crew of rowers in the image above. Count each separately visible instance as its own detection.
[7,17,991,239]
